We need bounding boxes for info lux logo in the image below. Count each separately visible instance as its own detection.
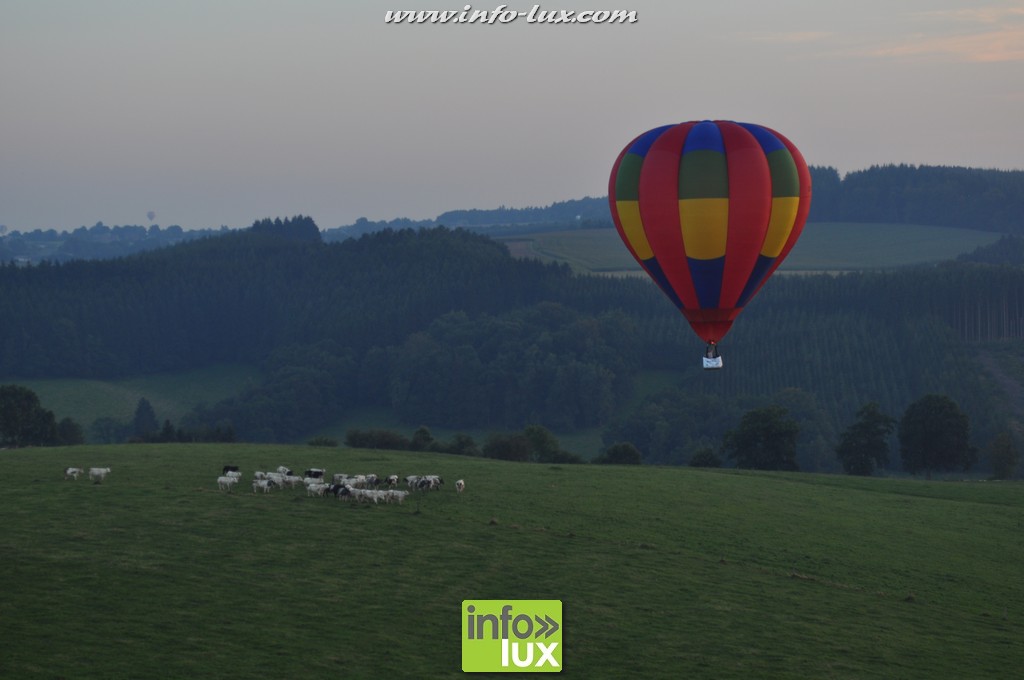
[462,600,563,672]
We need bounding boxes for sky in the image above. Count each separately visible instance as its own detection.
[2,0,1023,232]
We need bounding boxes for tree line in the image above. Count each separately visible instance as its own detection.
[687,394,1017,480]
[5,165,1022,266]
[329,165,1024,237]
[808,165,1024,233]
[0,222,228,264]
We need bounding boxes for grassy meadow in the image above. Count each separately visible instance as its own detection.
[499,223,1002,274]
[1,364,261,433]
[2,443,1022,678]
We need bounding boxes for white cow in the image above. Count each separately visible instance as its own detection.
[89,467,111,484]
[281,475,304,489]
[217,476,239,492]
[252,479,275,494]
[306,483,329,497]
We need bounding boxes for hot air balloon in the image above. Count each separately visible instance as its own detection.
[608,120,812,368]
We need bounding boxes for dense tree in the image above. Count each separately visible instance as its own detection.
[988,430,1020,480]
[132,398,159,440]
[898,394,977,477]
[0,384,59,447]
[410,426,436,451]
[594,442,642,465]
[835,402,897,475]
[159,420,177,443]
[57,417,85,445]
[601,391,738,466]
[724,406,800,471]
[483,432,532,462]
[444,433,481,457]
[688,447,722,468]
[523,425,566,463]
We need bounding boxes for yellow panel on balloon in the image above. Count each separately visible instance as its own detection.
[615,200,654,260]
[678,198,728,260]
[761,197,800,258]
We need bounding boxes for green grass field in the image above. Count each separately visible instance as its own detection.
[500,223,1003,274]
[2,443,1021,678]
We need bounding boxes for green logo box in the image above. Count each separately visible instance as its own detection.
[462,599,563,672]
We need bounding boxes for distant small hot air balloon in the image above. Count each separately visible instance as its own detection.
[147,211,156,223]
[608,120,812,368]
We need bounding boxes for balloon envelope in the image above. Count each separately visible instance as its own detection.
[609,120,811,343]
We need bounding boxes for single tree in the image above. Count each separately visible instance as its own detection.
[483,432,532,462]
[410,426,436,451]
[524,424,562,462]
[724,405,800,471]
[835,402,897,475]
[988,430,1019,480]
[523,424,582,463]
[57,417,85,445]
[594,442,642,465]
[0,384,59,447]
[898,394,976,478]
[688,447,722,468]
[445,433,480,457]
[132,398,159,440]
[159,419,177,442]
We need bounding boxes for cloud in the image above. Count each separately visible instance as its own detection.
[918,7,1024,24]
[869,5,1024,62]
[870,26,1024,62]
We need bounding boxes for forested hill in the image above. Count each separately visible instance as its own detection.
[810,164,1024,232]
[0,217,567,377]
[2,217,1024,469]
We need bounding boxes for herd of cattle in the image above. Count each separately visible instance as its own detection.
[60,462,468,503]
[220,464,468,501]
[63,463,466,505]
[216,466,465,504]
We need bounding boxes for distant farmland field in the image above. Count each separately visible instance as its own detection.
[0,363,260,430]
[2,443,1022,679]
[499,223,1003,274]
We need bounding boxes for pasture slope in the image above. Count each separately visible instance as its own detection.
[3,363,261,430]
[1,443,1022,679]
[499,224,1002,274]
